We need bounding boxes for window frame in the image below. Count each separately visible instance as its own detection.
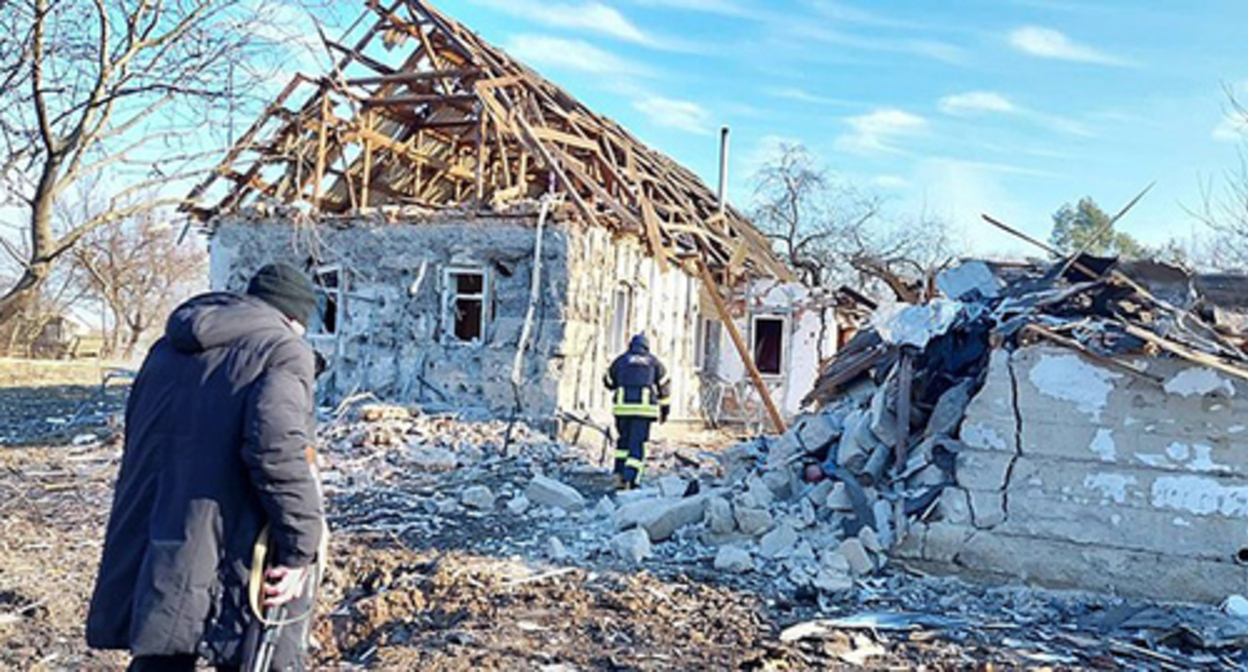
[442,266,490,344]
[307,264,345,344]
[750,314,788,378]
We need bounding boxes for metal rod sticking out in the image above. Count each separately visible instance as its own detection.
[718,126,730,215]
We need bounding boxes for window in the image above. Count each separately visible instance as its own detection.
[609,286,633,355]
[309,265,344,338]
[751,316,786,376]
[444,267,488,342]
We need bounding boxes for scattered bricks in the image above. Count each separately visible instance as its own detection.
[506,494,531,516]
[804,479,834,507]
[923,521,975,563]
[838,538,874,576]
[968,489,1007,529]
[657,475,687,498]
[792,540,816,562]
[821,549,851,575]
[761,468,796,500]
[714,546,754,573]
[797,498,817,528]
[611,528,652,564]
[734,506,775,537]
[614,497,659,530]
[705,497,735,534]
[759,523,799,559]
[615,486,660,506]
[873,499,896,548]
[769,413,841,469]
[937,487,972,526]
[742,474,775,508]
[525,475,586,511]
[460,485,495,510]
[837,410,872,472]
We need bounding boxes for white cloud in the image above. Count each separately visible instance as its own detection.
[633,0,754,15]
[1214,114,1248,143]
[1008,26,1128,66]
[766,87,856,108]
[505,35,648,76]
[939,91,1017,116]
[633,96,713,134]
[476,0,651,45]
[837,108,928,154]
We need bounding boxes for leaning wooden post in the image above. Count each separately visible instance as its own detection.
[696,259,787,434]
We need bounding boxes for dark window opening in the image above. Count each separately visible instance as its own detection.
[447,269,487,342]
[311,267,342,337]
[752,317,785,376]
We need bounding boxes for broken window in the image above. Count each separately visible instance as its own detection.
[752,316,785,376]
[609,286,633,355]
[309,265,344,338]
[444,267,488,342]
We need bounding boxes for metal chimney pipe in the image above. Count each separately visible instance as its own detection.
[717,126,730,215]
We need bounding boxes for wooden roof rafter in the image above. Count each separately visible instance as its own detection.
[185,0,791,281]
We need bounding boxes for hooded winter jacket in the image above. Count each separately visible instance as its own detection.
[604,335,671,418]
[86,293,323,666]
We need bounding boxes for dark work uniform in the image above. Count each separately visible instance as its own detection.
[603,335,671,488]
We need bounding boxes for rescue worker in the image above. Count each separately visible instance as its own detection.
[603,333,671,489]
[87,262,324,671]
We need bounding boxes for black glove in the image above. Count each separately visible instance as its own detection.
[660,406,670,423]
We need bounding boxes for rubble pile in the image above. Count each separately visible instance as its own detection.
[659,255,1248,601]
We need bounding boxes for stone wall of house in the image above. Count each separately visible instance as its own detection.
[898,344,1248,603]
[210,214,570,423]
[557,225,704,427]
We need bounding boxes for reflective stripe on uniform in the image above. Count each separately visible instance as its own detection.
[657,397,671,406]
[613,403,659,418]
[614,449,630,459]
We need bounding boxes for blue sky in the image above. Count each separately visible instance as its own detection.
[380,0,1248,257]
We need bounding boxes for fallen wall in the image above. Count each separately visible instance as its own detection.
[210,215,569,422]
[899,344,1248,603]
[557,226,702,425]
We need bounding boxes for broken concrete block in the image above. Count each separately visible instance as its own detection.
[858,526,883,554]
[525,475,585,511]
[705,496,735,534]
[506,494,531,516]
[821,549,851,575]
[937,487,972,526]
[642,496,709,542]
[761,468,796,501]
[826,482,853,511]
[408,446,459,472]
[742,474,775,508]
[713,546,754,573]
[960,351,1019,454]
[546,536,568,561]
[611,528,652,564]
[926,380,975,439]
[872,499,896,549]
[968,489,1007,529]
[797,498,817,528]
[868,380,899,448]
[836,410,872,472]
[923,522,975,563]
[615,486,660,506]
[657,475,687,498]
[772,413,841,469]
[594,496,616,518]
[734,506,774,537]
[804,479,834,507]
[813,568,855,593]
[759,523,799,559]
[460,485,495,510]
[955,450,1015,491]
[837,538,874,576]
[792,540,816,562]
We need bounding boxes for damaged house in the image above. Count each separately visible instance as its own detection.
[186,0,835,431]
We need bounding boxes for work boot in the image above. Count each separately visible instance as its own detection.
[613,474,629,491]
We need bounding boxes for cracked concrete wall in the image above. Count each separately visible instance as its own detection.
[557,226,701,425]
[899,344,1248,603]
[210,216,568,422]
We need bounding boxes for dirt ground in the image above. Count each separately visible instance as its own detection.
[2,359,1244,671]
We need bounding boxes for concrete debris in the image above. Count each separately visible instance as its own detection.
[458,485,494,510]
[611,528,652,564]
[713,546,754,573]
[838,538,874,577]
[705,496,735,535]
[506,494,531,516]
[546,536,568,561]
[733,507,774,537]
[525,475,586,512]
[657,475,687,498]
[758,523,799,559]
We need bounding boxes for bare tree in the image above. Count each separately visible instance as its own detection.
[750,143,954,302]
[1190,88,1248,269]
[74,210,205,358]
[0,0,296,343]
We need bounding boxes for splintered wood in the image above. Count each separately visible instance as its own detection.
[184,0,790,282]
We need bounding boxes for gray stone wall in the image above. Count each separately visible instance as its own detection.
[898,344,1248,602]
[210,216,569,422]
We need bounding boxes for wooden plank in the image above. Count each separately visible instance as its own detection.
[532,126,600,152]
[1023,324,1163,385]
[639,196,670,268]
[363,93,477,108]
[345,68,477,86]
[1121,323,1248,383]
[313,93,331,211]
[696,260,787,434]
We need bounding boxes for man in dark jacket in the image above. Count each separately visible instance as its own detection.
[87,263,325,671]
[603,333,671,489]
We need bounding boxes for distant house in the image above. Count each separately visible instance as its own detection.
[187,0,836,431]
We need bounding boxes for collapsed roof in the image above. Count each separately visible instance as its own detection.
[186,0,790,280]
